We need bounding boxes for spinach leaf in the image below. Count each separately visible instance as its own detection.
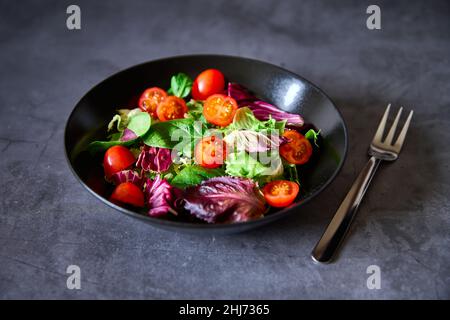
[142,118,206,157]
[87,138,137,154]
[170,165,225,189]
[142,118,193,149]
[126,112,151,137]
[107,108,142,132]
[167,73,193,98]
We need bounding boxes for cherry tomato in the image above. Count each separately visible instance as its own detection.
[103,145,135,179]
[138,87,167,118]
[263,180,299,208]
[280,130,313,165]
[156,96,188,121]
[110,182,145,207]
[192,69,225,100]
[203,94,238,127]
[194,135,227,169]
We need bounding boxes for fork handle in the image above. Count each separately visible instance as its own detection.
[311,156,381,263]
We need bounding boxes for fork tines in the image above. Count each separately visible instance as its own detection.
[373,104,413,152]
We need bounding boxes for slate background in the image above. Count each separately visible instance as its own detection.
[0,0,449,299]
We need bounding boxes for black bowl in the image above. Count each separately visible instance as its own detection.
[64,55,348,234]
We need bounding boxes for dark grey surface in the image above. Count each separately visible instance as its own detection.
[0,0,449,299]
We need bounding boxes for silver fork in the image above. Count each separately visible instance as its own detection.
[311,104,413,263]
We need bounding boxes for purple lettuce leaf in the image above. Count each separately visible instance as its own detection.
[227,82,256,103]
[111,170,143,187]
[247,101,304,125]
[181,177,266,223]
[120,128,138,142]
[136,146,172,172]
[143,175,176,217]
[227,82,304,126]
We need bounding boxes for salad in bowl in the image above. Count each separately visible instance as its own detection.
[85,68,321,224]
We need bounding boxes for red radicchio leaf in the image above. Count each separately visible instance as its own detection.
[227,82,304,126]
[279,135,291,146]
[181,177,266,223]
[120,128,138,142]
[136,146,172,172]
[227,82,256,103]
[143,176,175,217]
[111,170,143,187]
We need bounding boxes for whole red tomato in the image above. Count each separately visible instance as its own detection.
[103,145,135,179]
[192,69,225,100]
[110,182,145,207]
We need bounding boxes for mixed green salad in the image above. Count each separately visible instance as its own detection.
[87,69,320,223]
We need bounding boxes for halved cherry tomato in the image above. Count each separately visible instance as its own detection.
[138,87,167,118]
[194,135,227,169]
[263,180,299,208]
[110,182,145,207]
[192,69,225,100]
[280,130,313,165]
[103,145,135,179]
[156,96,188,121]
[203,94,238,127]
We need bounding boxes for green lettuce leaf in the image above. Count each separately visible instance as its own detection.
[87,111,151,154]
[225,150,284,182]
[227,107,286,133]
[186,99,207,123]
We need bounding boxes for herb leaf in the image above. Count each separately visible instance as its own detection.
[167,73,193,98]
[304,129,321,147]
[284,163,300,185]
